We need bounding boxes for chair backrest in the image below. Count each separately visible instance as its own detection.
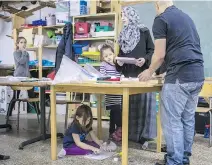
[70,92,85,103]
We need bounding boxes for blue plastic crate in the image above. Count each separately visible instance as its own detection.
[32,19,47,26]
[73,41,89,55]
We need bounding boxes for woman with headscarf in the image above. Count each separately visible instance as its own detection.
[115,6,156,145]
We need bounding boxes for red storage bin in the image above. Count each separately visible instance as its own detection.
[75,22,90,34]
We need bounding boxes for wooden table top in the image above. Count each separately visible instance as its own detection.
[53,80,163,88]
[0,80,51,87]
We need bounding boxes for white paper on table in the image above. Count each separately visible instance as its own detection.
[84,151,116,160]
[121,77,139,82]
[115,57,136,64]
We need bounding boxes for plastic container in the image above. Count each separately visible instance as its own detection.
[70,0,87,16]
[73,41,89,54]
[204,124,210,138]
[90,24,96,33]
[95,26,113,32]
[32,19,47,26]
[100,21,112,26]
[46,15,56,26]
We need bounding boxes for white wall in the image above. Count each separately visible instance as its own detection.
[0,7,57,64]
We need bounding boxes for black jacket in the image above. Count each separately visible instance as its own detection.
[55,23,74,73]
[116,28,154,77]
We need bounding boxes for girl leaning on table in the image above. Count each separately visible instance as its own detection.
[99,41,123,142]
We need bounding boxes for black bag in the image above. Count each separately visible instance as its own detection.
[195,97,210,134]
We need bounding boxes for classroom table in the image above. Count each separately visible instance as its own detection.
[0,80,63,149]
[50,81,163,165]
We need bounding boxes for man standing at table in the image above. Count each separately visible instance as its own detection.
[138,0,204,165]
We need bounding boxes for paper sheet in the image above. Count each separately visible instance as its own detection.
[115,57,136,64]
[84,151,116,160]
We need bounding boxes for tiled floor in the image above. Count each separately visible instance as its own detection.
[0,114,212,165]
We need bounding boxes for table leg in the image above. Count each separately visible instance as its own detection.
[50,85,57,160]
[122,88,129,165]
[97,94,102,139]
[156,92,162,152]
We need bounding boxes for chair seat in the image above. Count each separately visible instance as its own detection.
[56,100,82,105]
[17,98,40,102]
[196,107,212,113]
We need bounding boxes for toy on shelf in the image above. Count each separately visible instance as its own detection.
[91,21,115,38]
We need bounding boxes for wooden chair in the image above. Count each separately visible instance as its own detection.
[6,86,40,131]
[197,82,212,146]
[47,92,85,133]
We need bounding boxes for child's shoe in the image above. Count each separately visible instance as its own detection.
[111,127,122,142]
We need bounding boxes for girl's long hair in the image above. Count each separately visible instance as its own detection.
[66,104,93,134]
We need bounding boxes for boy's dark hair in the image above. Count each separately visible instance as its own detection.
[100,44,114,61]
[16,37,27,50]
[68,104,93,133]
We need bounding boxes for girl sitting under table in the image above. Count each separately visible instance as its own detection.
[61,104,105,155]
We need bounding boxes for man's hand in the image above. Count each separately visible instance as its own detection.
[136,58,145,67]
[138,69,152,81]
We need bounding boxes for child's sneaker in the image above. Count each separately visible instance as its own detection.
[58,148,66,158]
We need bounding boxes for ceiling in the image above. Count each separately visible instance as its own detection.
[0,1,56,19]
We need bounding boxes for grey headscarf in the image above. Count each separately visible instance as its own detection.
[118,6,145,54]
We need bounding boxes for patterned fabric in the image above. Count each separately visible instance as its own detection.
[100,62,122,106]
[128,92,157,142]
[118,6,145,54]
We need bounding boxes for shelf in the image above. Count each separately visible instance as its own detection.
[93,116,110,120]
[43,25,65,29]
[17,24,64,31]
[29,66,54,71]
[100,0,111,3]
[18,26,39,32]
[44,45,58,49]
[26,47,38,51]
[0,14,12,22]
[73,12,116,19]
[120,0,152,6]
[79,63,100,67]
[74,36,114,41]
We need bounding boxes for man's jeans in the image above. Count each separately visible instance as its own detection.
[161,80,203,165]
